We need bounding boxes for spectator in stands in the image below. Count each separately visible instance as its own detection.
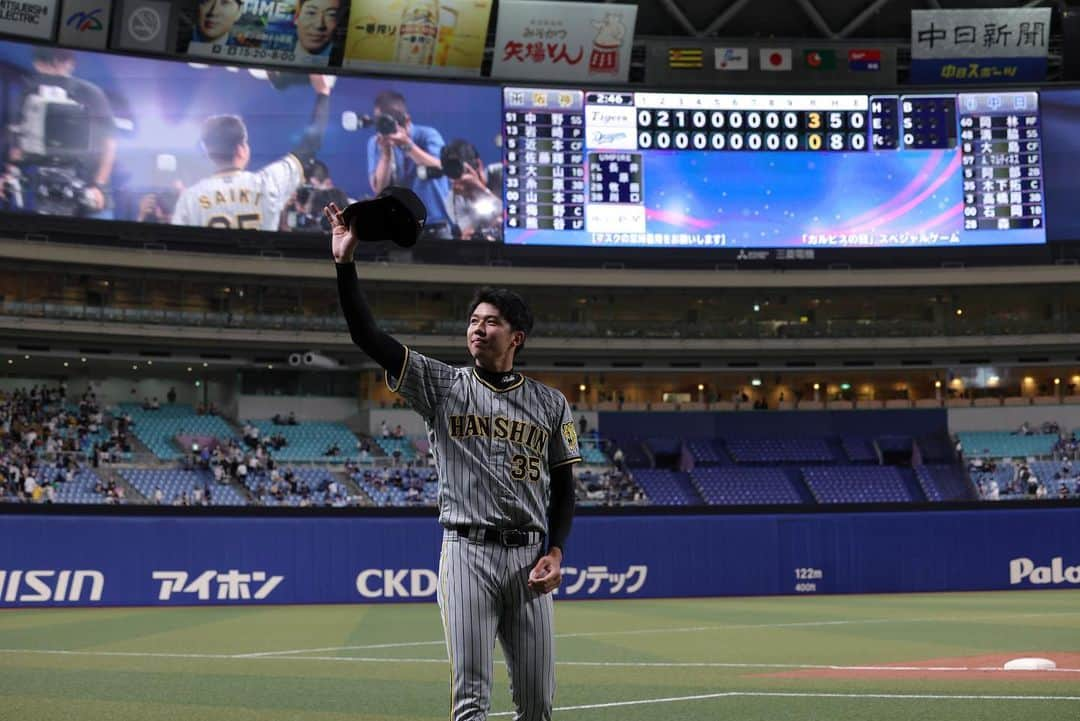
[612,446,625,472]
[325,442,341,457]
[1014,421,1033,436]
[392,424,404,439]
[167,387,177,404]
[380,420,390,438]
[149,397,161,410]
[578,416,588,437]
[1059,481,1069,499]
[287,411,298,425]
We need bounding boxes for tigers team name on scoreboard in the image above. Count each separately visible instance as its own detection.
[957,91,1043,232]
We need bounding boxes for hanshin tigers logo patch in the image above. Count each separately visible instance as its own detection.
[561,422,579,454]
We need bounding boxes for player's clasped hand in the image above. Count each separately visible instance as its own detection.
[528,549,563,594]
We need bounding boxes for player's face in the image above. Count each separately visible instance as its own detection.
[468,303,523,370]
[297,0,340,53]
[198,0,242,43]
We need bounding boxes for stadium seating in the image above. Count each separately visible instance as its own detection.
[801,466,918,504]
[725,437,836,464]
[630,469,701,505]
[955,431,1057,458]
[351,467,437,506]
[840,436,878,463]
[690,467,803,505]
[242,467,346,507]
[120,468,247,506]
[685,439,728,465]
[253,421,361,463]
[375,437,417,462]
[578,437,608,464]
[914,464,977,502]
[117,404,237,460]
[51,468,108,504]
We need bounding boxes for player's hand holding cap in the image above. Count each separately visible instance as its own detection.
[340,187,427,248]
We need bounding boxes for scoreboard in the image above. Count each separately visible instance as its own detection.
[501,87,1046,250]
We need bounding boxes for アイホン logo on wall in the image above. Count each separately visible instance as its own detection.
[0,570,104,602]
[1009,557,1080,585]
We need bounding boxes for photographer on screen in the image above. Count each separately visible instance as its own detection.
[366,90,450,230]
[11,47,117,217]
[441,139,502,241]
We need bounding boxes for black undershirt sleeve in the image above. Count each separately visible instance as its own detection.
[291,93,331,168]
[335,262,406,373]
[547,463,575,554]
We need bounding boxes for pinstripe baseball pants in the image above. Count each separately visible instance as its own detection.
[438,529,556,721]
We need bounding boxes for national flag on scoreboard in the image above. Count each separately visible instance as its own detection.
[714,47,749,70]
[848,48,882,72]
[668,47,704,69]
[803,49,836,70]
[760,47,792,71]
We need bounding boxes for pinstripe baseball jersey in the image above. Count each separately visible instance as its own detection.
[388,346,581,532]
[171,154,303,231]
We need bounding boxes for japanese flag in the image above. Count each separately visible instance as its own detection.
[760,47,792,71]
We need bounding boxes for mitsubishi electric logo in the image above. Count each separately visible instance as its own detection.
[0,569,104,603]
[1009,557,1080,585]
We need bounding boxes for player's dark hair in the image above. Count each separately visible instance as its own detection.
[441,139,481,168]
[306,158,330,183]
[469,288,534,356]
[32,47,75,66]
[374,90,408,124]
[200,114,247,166]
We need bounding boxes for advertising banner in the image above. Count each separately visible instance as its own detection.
[179,0,348,68]
[58,0,111,49]
[2,507,1078,607]
[491,0,637,82]
[911,8,1051,83]
[342,0,492,77]
[0,0,58,39]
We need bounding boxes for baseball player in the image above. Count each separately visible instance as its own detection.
[326,198,578,721]
[171,74,333,230]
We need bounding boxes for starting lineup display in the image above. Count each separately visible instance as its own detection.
[501,87,1047,250]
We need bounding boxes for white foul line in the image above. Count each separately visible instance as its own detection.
[233,613,1075,659]
[2,648,1079,674]
[488,690,1080,716]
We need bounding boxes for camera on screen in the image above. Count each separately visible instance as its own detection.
[340,112,402,136]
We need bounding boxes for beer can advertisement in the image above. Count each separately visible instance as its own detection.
[342,0,493,77]
[179,0,349,68]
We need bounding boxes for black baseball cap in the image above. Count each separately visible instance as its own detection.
[340,187,427,248]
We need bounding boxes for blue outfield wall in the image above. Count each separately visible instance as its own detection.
[1,507,1079,607]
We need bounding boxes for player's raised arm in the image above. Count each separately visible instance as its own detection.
[326,201,406,374]
[288,75,335,171]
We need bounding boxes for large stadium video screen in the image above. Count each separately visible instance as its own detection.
[501,87,1048,249]
[0,40,501,240]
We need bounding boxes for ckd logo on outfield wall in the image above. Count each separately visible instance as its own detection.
[1009,557,1080,585]
[152,570,284,601]
[357,569,437,598]
[0,570,104,603]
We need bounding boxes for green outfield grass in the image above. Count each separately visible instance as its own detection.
[1,590,1079,720]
